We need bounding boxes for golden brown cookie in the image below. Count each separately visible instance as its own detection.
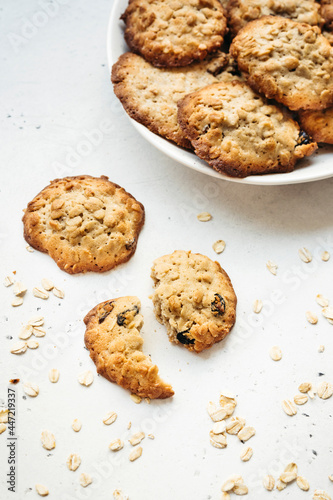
[230,16,333,110]
[84,297,174,399]
[227,0,322,36]
[177,81,317,177]
[23,175,145,274]
[298,107,333,143]
[121,0,227,67]
[112,51,243,148]
[151,250,237,353]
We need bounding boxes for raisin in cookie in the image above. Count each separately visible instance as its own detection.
[230,16,333,110]
[121,0,227,67]
[23,175,144,274]
[227,0,322,36]
[321,0,333,31]
[298,107,333,143]
[177,81,317,177]
[112,52,243,148]
[84,297,173,399]
[151,250,237,353]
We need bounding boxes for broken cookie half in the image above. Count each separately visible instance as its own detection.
[84,297,174,399]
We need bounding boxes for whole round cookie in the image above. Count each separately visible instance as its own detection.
[151,250,237,353]
[177,81,317,177]
[298,107,333,143]
[121,0,227,67]
[230,16,333,110]
[112,52,243,149]
[23,175,145,274]
[227,0,322,36]
[84,297,174,399]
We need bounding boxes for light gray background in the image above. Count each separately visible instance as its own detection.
[0,1,333,499]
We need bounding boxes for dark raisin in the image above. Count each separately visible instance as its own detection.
[125,238,136,250]
[98,301,115,324]
[117,305,139,326]
[297,130,312,146]
[177,329,195,345]
[211,293,226,316]
[9,379,20,384]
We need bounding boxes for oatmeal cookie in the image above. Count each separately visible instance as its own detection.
[121,0,227,67]
[112,51,242,148]
[177,81,317,177]
[298,107,333,143]
[230,16,333,110]
[23,175,145,274]
[84,297,174,399]
[227,0,322,36]
[151,250,237,353]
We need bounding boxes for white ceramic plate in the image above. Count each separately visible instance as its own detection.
[107,0,333,186]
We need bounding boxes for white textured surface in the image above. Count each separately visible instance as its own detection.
[0,1,333,499]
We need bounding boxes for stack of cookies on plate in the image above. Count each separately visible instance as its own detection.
[112,0,333,178]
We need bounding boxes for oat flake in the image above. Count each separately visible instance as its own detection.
[296,476,310,491]
[270,346,282,361]
[262,475,275,491]
[212,240,226,254]
[78,371,94,387]
[35,484,49,497]
[298,247,312,263]
[253,299,263,314]
[317,381,333,400]
[266,260,278,275]
[102,411,117,426]
[67,453,81,471]
[79,473,92,488]
[129,446,142,462]
[41,430,55,450]
[282,399,297,416]
[306,311,318,325]
[197,212,212,222]
[72,418,82,432]
[48,369,60,383]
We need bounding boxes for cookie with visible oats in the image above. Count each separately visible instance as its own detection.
[177,81,317,177]
[151,250,237,353]
[230,16,333,110]
[23,175,144,274]
[121,0,227,67]
[84,297,174,399]
[227,0,322,36]
[298,107,333,144]
[112,51,243,148]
